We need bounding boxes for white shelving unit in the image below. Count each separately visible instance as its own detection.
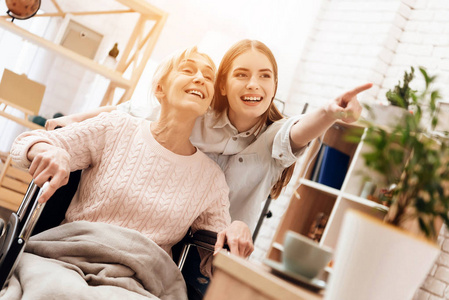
[268,122,389,262]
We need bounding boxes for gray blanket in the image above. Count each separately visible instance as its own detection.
[0,221,187,300]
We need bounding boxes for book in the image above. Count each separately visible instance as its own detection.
[316,145,350,189]
[310,144,326,182]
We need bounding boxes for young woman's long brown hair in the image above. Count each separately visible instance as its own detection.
[211,39,295,199]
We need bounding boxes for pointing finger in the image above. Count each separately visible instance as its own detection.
[345,83,373,98]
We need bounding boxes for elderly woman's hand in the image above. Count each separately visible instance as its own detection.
[27,143,71,203]
[326,83,372,123]
[214,220,254,258]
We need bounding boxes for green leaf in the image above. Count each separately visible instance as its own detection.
[418,217,431,238]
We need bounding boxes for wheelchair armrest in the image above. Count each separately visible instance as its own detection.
[189,229,229,252]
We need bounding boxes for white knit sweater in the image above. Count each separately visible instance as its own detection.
[11,111,231,254]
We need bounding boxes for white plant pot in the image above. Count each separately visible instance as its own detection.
[366,103,409,128]
[325,210,440,300]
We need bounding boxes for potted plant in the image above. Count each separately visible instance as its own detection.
[385,66,415,109]
[367,67,417,128]
[325,67,449,300]
[361,67,449,239]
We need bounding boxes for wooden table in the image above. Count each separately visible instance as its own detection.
[204,252,324,300]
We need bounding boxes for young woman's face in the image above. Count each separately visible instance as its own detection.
[221,49,276,130]
[159,53,215,117]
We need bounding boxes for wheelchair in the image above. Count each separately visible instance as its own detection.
[0,170,225,300]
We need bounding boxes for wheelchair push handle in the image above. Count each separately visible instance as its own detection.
[19,181,50,242]
[36,182,50,201]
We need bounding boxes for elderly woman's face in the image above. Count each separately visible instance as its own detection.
[160,53,215,116]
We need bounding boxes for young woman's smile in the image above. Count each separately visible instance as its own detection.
[241,93,263,105]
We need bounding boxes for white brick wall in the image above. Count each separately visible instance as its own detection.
[253,1,449,299]
[416,225,449,299]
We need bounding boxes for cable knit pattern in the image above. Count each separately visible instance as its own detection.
[10,111,231,254]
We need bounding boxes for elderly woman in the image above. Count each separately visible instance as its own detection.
[3,47,238,300]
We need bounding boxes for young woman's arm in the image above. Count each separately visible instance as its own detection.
[289,83,372,152]
[45,106,116,130]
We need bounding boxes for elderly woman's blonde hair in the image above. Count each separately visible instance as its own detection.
[151,46,216,99]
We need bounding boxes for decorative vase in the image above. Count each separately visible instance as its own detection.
[325,209,440,300]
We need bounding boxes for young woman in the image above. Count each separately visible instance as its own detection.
[6,47,242,299]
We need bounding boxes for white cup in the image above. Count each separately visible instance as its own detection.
[282,230,333,279]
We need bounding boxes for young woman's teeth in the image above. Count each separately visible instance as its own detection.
[242,96,262,102]
[188,90,204,99]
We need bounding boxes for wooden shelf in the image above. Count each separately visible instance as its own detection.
[0,18,131,88]
[298,178,340,197]
[0,0,168,106]
[341,192,389,213]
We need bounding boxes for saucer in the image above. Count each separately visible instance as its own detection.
[263,258,327,291]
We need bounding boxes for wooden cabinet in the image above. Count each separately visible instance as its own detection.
[268,122,389,262]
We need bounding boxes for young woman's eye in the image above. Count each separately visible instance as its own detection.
[235,73,247,78]
[261,73,271,79]
[182,68,194,74]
